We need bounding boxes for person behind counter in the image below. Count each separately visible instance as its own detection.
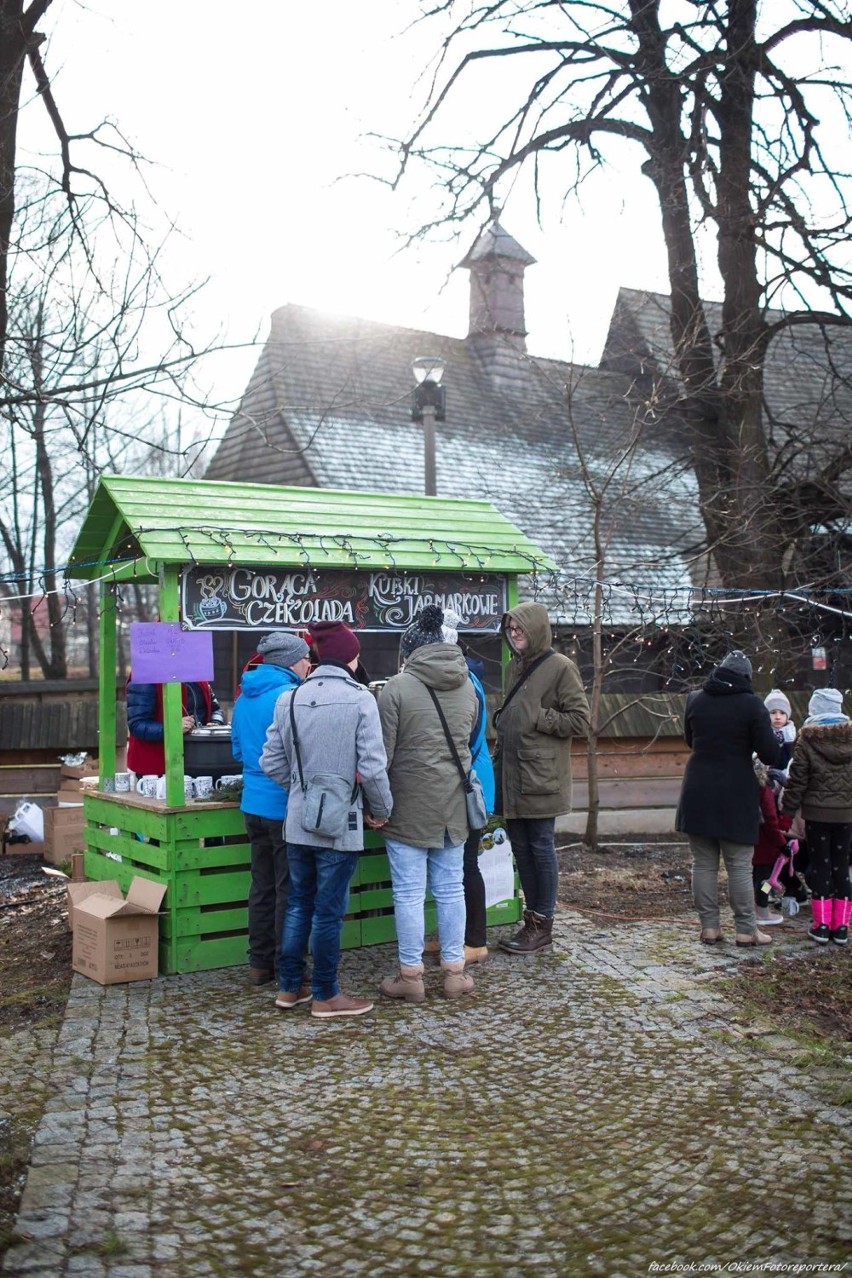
[231,631,312,987]
[126,677,225,776]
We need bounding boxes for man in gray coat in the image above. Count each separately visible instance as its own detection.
[377,605,478,1004]
[261,621,392,1019]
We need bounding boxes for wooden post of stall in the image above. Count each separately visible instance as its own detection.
[159,565,186,808]
[98,582,118,784]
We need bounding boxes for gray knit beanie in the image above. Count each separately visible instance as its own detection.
[719,650,753,679]
[400,605,445,662]
[808,687,843,719]
[256,631,309,668]
[764,689,791,716]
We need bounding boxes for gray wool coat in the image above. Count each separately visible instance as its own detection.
[378,643,477,849]
[260,663,392,851]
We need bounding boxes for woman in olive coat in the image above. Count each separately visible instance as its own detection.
[675,651,780,946]
[493,601,590,954]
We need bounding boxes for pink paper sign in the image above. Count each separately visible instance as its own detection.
[130,623,214,684]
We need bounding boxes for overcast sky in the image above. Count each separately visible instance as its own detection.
[20,0,681,400]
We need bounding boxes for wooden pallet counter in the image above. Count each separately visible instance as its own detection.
[67,476,552,973]
[83,790,519,974]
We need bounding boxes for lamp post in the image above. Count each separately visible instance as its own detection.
[411,355,446,497]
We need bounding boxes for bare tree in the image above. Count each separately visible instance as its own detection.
[396,0,852,594]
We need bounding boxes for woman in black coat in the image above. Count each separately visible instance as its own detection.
[675,651,780,946]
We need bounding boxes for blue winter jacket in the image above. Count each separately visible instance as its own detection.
[231,664,302,820]
[469,671,495,816]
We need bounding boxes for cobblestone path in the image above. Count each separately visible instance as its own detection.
[2,912,850,1277]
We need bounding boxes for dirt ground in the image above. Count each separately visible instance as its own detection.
[1,841,851,1258]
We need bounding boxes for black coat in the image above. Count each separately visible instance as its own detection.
[675,669,781,845]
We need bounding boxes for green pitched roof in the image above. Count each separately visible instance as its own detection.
[67,475,553,579]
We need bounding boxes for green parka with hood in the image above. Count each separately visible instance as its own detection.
[378,642,477,848]
[494,602,590,819]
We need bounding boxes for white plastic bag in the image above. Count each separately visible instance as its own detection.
[10,801,44,842]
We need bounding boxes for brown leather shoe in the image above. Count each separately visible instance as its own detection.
[499,911,553,954]
[311,992,374,1019]
[735,929,772,947]
[275,985,312,1010]
[249,966,274,986]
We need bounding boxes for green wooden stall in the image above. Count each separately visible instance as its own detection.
[66,476,553,974]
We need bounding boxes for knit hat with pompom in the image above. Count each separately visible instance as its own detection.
[400,605,445,661]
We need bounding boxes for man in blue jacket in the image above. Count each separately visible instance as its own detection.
[231,631,311,986]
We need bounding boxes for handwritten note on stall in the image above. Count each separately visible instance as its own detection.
[130,623,214,684]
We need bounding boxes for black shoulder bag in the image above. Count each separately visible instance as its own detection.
[289,687,359,838]
[426,687,488,831]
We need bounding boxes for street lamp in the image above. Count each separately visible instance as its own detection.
[411,355,446,497]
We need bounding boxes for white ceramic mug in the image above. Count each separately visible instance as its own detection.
[194,775,214,799]
[114,771,132,792]
[137,775,158,797]
[215,774,241,790]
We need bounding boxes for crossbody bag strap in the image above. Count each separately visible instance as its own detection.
[289,679,360,804]
[427,686,471,793]
[492,649,555,730]
[288,688,306,791]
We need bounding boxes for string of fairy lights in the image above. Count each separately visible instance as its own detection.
[2,524,851,681]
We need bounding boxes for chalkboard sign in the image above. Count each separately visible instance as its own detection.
[130,623,214,682]
[179,566,508,633]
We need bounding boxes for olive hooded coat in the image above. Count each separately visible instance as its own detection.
[378,642,478,848]
[494,602,590,819]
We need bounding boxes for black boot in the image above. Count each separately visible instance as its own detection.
[499,910,553,954]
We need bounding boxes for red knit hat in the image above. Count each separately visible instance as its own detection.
[308,621,360,665]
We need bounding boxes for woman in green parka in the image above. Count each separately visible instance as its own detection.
[494,602,590,953]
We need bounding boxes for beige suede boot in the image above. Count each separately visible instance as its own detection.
[379,963,426,1003]
[441,959,474,1000]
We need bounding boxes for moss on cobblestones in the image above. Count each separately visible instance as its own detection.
[3,919,852,1276]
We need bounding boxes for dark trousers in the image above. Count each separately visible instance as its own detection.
[245,813,289,971]
[506,817,558,918]
[805,820,852,899]
[463,829,487,947]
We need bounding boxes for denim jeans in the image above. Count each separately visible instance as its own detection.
[385,834,465,966]
[279,844,358,1001]
[689,835,756,934]
[245,813,289,971]
[463,828,487,947]
[505,817,558,917]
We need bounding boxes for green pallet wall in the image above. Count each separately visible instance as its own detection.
[83,794,521,974]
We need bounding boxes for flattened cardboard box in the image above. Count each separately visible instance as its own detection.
[70,877,167,985]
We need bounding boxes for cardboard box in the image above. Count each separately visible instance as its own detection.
[60,756,99,782]
[67,878,122,931]
[43,805,86,866]
[69,877,166,984]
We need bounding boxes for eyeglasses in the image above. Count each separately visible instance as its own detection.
[506,624,524,636]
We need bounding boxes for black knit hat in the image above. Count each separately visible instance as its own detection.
[400,605,445,661]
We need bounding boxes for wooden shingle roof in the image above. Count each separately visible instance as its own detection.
[205,304,705,621]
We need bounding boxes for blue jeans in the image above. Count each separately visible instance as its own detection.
[506,817,558,917]
[385,835,465,966]
[279,844,358,1001]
